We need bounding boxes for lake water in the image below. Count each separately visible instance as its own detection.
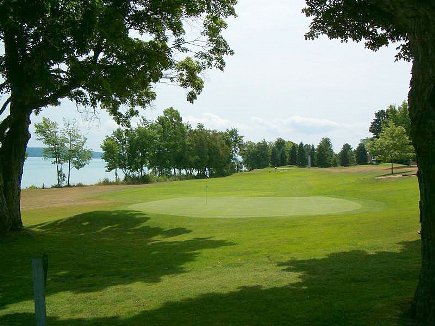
[22,157,120,188]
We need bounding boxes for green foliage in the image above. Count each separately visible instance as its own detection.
[271,138,287,167]
[338,143,355,167]
[35,118,91,186]
[309,145,317,167]
[0,0,237,121]
[289,144,298,166]
[316,138,334,168]
[34,118,67,186]
[0,0,237,234]
[154,108,187,174]
[355,142,369,165]
[367,122,414,174]
[241,140,271,171]
[62,120,92,186]
[224,128,245,172]
[369,110,389,138]
[297,142,307,167]
[101,109,234,179]
[370,102,411,138]
[302,1,410,61]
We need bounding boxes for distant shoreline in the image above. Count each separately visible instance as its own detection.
[27,147,103,159]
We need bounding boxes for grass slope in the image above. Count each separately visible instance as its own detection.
[0,165,420,325]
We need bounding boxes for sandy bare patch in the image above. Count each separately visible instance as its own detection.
[21,185,142,211]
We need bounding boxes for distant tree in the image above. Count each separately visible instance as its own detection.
[367,122,414,175]
[271,138,287,167]
[289,144,298,166]
[256,140,271,169]
[131,122,158,178]
[155,108,187,176]
[331,154,339,167]
[355,142,369,165]
[276,138,288,166]
[338,143,355,167]
[34,118,67,187]
[208,131,232,176]
[369,110,389,138]
[316,138,334,168]
[102,129,130,178]
[225,128,244,172]
[297,142,307,167]
[35,118,91,186]
[370,102,411,138]
[389,101,411,137]
[241,140,270,170]
[101,136,121,182]
[270,146,280,167]
[185,124,209,176]
[62,120,92,186]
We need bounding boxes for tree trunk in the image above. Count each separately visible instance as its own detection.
[67,159,71,186]
[0,104,32,234]
[409,11,435,324]
[56,159,61,187]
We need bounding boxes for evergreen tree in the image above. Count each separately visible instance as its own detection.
[338,143,355,167]
[289,144,298,166]
[355,142,369,165]
[297,142,307,167]
[316,138,334,168]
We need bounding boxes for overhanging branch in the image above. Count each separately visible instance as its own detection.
[0,116,11,144]
[0,97,11,116]
[34,81,78,109]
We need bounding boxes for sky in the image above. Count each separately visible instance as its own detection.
[25,0,412,151]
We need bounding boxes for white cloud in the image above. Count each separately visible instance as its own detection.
[181,112,369,150]
[184,112,249,131]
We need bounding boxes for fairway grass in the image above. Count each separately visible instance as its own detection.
[0,165,421,325]
[130,196,362,218]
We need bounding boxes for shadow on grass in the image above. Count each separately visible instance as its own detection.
[1,239,420,325]
[0,210,233,310]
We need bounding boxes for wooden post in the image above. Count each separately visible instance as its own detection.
[32,257,47,326]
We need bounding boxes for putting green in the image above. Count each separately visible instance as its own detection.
[129,196,362,218]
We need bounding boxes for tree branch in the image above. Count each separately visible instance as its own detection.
[34,81,77,109]
[0,116,11,144]
[0,97,11,116]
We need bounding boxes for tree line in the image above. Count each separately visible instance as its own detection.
[101,108,243,181]
[242,137,369,171]
[35,103,413,186]
[101,108,375,179]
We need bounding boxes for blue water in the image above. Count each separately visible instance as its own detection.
[22,157,120,188]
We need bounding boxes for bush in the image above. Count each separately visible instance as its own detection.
[124,174,154,184]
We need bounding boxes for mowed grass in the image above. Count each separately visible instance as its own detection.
[0,165,420,325]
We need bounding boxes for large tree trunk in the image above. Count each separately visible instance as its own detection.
[0,103,32,234]
[409,11,435,324]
